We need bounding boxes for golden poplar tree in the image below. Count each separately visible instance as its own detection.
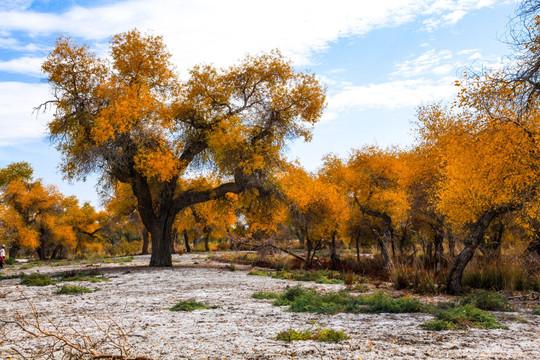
[40,30,326,266]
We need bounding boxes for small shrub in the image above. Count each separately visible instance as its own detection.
[273,286,316,306]
[532,307,540,315]
[252,291,279,299]
[169,300,212,312]
[247,269,272,276]
[314,328,349,343]
[316,276,344,284]
[422,305,504,331]
[357,291,426,314]
[345,283,369,292]
[276,328,349,343]
[343,272,355,287]
[59,270,109,283]
[393,271,410,290]
[411,273,438,294]
[5,258,15,266]
[272,286,425,314]
[21,273,54,286]
[55,285,93,295]
[276,328,313,342]
[226,263,236,271]
[459,290,513,312]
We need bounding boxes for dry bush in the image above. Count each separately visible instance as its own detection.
[0,296,153,360]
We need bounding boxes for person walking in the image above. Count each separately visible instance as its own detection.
[0,245,5,269]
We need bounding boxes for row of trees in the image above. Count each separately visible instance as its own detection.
[0,162,142,260]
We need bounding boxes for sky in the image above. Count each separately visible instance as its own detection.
[0,0,522,208]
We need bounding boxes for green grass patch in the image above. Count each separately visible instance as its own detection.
[58,270,109,283]
[20,273,54,286]
[169,300,214,312]
[247,269,272,276]
[252,291,279,299]
[459,290,513,312]
[249,268,358,285]
[19,262,40,270]
[316,276,344,284]
[532,307,540,315]
[345,283,370,292]
[55,284,93,295]
[276,328,349,343]
[422,305,505,331]
[270,285,425,314]
[4,258,15,266]
[102,256,133,264]
[315,328,350,343]
[276,328,313,342]
[356,291,426,313]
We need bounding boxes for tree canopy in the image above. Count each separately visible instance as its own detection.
[41,29,326,266]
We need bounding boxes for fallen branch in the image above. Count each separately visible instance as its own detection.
[0,294,155,360]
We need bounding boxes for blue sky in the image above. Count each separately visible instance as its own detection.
[0,0,520,207]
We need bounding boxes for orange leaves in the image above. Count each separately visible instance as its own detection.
[42,31,325,197]
[281,165,349,240]
[110,29,175,88]
[134,146,180,182]
[0,178,77,252]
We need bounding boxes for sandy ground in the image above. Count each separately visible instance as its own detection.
[0,253,539,360]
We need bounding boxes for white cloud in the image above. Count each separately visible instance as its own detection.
[0,0,33,12]
[0,56,44,76]
[328,78,458,112]
[0,82,51,145]
[0,0,500,69]
[0,0,508,145]
[390,48,506,80]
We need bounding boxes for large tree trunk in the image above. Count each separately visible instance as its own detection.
[9,246,20,260]
[434,228,444,275]
[37,246,46,261]
[447,229,455,258]
[50,245,63,260]
[354,231,361,266]
[305,232,313,268]
[446,204,519,294]
[183,229,191,252]
[297,230,305,249]
[204,228,211,252]
[482,220,504,261]
[330,231,340,269]
[378,227,393,271]
[141,229,150,255]
[147,213,177,267]
[356,201,393,270]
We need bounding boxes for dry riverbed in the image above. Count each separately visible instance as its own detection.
[0,253,539,359]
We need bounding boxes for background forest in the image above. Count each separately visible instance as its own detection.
[2,1,540,296]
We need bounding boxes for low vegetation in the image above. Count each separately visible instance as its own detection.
[59,270,109,283]
[20,273,54,286]
[247,269,369,286]
[422,305,505,331]
[459,290,513,312]
[251,291,279,299]
[260,286,426,314]
[55,284,94,295]
[276,327,349,343]
[169,300,214,312]
[461,261,540,292]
